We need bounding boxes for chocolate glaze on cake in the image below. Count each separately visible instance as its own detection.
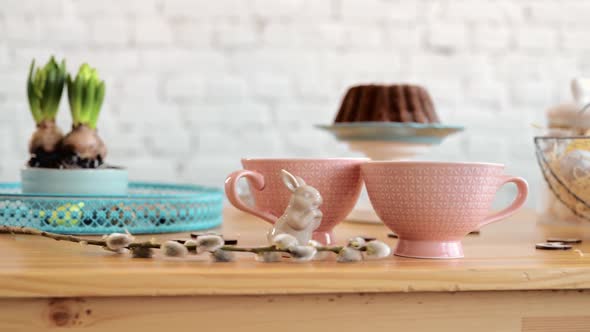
[335,84,439,123]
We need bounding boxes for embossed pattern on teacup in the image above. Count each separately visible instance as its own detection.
[243,159,364,233]
[363,163,505,241]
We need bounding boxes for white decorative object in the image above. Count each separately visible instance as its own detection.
[545,78,590,136]
[572,78,590,105]
[266,169,323,246]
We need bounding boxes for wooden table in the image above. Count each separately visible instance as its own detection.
[1,208,590,331]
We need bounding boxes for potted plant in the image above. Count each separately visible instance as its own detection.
[21,58,128,195]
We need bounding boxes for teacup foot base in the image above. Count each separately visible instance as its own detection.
[312,231,334,246]
[394,239,464,259]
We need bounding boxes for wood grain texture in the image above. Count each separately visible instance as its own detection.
[1,207,590,298]
[0,291,589,331]
[523,316,590,332]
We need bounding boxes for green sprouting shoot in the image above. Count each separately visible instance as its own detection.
[26,56,67,125]
[67,63,106,129]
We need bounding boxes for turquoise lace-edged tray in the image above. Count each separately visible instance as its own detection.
[0,182,223,234]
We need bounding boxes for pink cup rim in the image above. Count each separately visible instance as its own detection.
[242,157,369,162]
[362,160,505,168]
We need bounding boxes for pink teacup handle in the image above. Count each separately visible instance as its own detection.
[224,170,278,224]
[479,176,529,228]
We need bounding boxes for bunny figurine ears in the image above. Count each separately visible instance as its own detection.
[280,169,323,208]
[281,169,307,192]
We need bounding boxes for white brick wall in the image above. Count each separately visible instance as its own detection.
[1,0,589,209]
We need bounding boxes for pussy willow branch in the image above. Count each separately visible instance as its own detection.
[220,246,345,254]
[0,225,348,254]
[0,225,108,246]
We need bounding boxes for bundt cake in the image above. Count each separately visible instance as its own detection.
[334,84,439,123]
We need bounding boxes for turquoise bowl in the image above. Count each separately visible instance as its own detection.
[21,168,128,196]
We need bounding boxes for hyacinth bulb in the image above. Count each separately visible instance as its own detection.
[62,63,107,168]
[26,56,66,168]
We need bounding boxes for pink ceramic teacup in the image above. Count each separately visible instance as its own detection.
[362,161,528,259]
[225,158,366,244]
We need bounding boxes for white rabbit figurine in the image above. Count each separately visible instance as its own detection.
[267,169,323,245]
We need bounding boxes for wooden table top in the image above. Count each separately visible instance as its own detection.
[1,207,590,298]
